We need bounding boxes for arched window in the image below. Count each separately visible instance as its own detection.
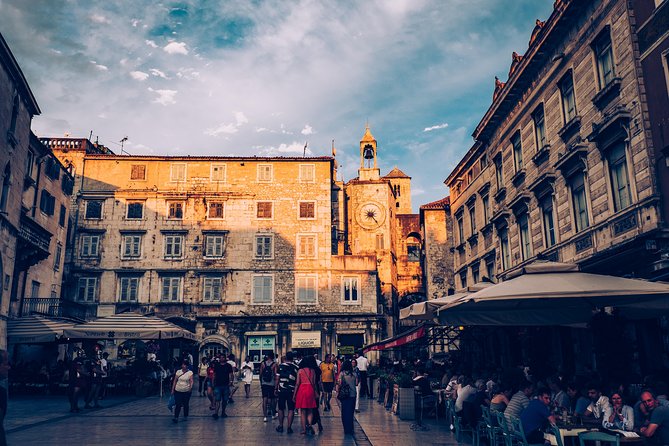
[406,234,421,262]
[9,92,19,138]
[0,163,11,212]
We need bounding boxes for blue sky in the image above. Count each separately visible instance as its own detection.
[0,0,555,210]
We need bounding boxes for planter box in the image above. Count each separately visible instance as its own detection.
[398,387,415,420]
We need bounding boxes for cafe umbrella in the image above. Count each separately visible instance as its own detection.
[62,312,197,341]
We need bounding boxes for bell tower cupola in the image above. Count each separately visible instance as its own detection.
[359,125,380,181]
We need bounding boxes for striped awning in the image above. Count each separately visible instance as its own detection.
[63,312,197,341]
[8,316,77,344]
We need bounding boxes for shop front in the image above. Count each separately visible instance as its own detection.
[246,333,276,374]
[291,330,322,359]
[337,332,365,357]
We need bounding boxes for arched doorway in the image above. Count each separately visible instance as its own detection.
[199,335,230,361]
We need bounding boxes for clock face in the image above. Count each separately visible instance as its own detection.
[357,202,385,229]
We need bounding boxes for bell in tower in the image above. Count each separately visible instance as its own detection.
[358,125,380,180]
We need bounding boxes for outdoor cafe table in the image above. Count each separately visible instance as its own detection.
[545,424,644,445]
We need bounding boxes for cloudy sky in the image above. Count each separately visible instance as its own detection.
[1,0,554,210]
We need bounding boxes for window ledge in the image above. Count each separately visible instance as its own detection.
[532,144,551,166]
[511,169,526,187]
[467,233,479,246]
[558,115,581,142]
[455,242,466,252]
[493,187,507,203]
[592,77,622,110]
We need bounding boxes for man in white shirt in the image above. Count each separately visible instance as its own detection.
[584,383,612,421]
[354,353,370,398]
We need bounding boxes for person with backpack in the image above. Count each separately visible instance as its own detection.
[275,352,299,433]
[260,352,278,422]
[336,359,359,436]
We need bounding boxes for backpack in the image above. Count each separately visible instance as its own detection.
[337,375,352,400]
[261,361,274,383]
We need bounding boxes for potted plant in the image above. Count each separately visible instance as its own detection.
[396,371,416,420]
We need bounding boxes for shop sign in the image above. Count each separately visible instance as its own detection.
[247,335,275,352]
[291,331,321,348]
[338,346,354,355]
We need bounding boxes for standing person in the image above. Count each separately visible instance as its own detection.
[336,359,358,436]
[227,354,238,403]
[206,359,216,409]
[84,358,103,409]
[276,352,298,434]
[293,356,319,435]
[197,357,208,397]
[212,354,234,419]
[99,352,109,400]
[171,360,193,423]
[0,350,10,446]
[260,352,278,422]
[68,360,85,413]
[352,358,361,413]
[240,356,254,398]
[355,352,370,398]
[320,354,335,412]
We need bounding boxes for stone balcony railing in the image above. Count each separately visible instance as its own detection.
[21,297,93,320]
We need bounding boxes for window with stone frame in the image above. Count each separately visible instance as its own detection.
[204,234,226,258]
[499,227,511,270]
[254,234,273,259]
[130,164,146,180]
[518,212,532,261]
[168,201,184,219]
[482,194,490,224]
[533,105,547,150]
[299,201,315,219]
[59,204,67,227]
[80,234,100,258]
[299,164,315,183]
[511,131,523,172]
[164,234,184,258]
[160,276,182,302]
[297,234,316,258]
[256,201,273,219]
[118,276,140,302]
[170,163,186,182]
[77,277,98,302]
[210,163,226,182]
[540,196,556,248]
[341,276,359,304]
[208,202,225,219]
[607,141,632,212]
[485,258,495,282]
[85,200,103,219]
[39,190,56,216]
[569,171,590,232]
[54,244,62,271]
[126,201,144,219]
[295,274,318,304]
[471,266,480,284]
[202,276,223,302]
[252,274,273,304]
[121,234,142,259]
[469,204,477,233]
[459,270,467,289]
[495,156,504,189]
[559,72,578,123]
[594,29,615,89]
[456,213,464,244]
[257,164,273,182]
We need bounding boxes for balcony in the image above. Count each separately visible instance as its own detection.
[21,298,92,320]
[17,215,52,269]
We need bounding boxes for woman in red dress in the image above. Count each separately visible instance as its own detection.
[293,356,319,435]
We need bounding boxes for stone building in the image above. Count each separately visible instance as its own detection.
[445,0,669,289]
[47,127,420,360]
[0,33,74,347]
[419,197,454,301]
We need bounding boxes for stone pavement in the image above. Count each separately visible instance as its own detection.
[5,387,461,445]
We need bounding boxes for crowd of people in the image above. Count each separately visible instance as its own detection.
[170,351,371,437]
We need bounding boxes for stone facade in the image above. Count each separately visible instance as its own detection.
[420,197,454,301]
[445,0,668,286]
[47,126,421,360]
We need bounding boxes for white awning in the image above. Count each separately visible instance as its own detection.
[63,312,197,341]
[8,316,77,344]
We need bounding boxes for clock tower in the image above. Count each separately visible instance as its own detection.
[359,125,380,181]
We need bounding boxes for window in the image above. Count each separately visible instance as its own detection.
[296,274,318,304]
[255,234,273,259]
[54,244,62,271]
[469,205,476,233]
[471,266,480,285]
[85,200,103,219]
[495,157,504,189]
[407,244,420,262]
[31,280,40,298]
[518,213,532,261]
[205,234,226,257]
[118,276,139,302]
[257,164,273,182]
[9,92,19,139]
[297,234,317,258]
[376,234,385,250]
[499,228,510,270]
[0,163,10,212]
[299,164,315,182]
[208,202,225,219]
[59,204,67,227]
[164,234,184,258]
[570,172,590,232]
[80,234,100,258]
[480,155,488,170]
[459,271,467,289]
[456,214,464,244]
[44,157,60,180]
[607,142,632,212]
[168,201,184,219]
[511,132,523,172]
[533,105,547,150]
[485,258,495,282]
[77,277,98,302]
[130,164,146,180]
[160,276,182,302]
[202,277,223,302]
[211,163,226,182]
[541,197,556,248]
[39,190,56,216]
[252,274,273,304]
[61,175,74,195]
[126,201,143,219]
[594,30,615,88]
[25,150,34,178]
[257,201,273,219]
[560,73,577,123]
[299,201,315,219]
[170,163,186,182]
[342,276,359,303]
[122,234,142,259]
[482,194,490,224]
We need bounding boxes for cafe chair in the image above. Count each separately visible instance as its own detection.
[508,415,545,446]
[577,431,620,446]
[495,411,514,446]
[414,386,439,422]
[481,406,504,446]
[548,424,564,446]
[453,410,479,445]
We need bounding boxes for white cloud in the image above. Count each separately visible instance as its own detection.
[145,40,158,48]
[234,112,248,126]
[163,41,188,55]
[147,88,177,106]
[255,127,269,133]
[131,19,140,27]
[90,14,110,24]
[149,68,169,79]
[90,61,108,71]
[301,125,314,135]
[261,142,312,155]
[423,123,449,132]
[176,68,200,80]
[205,111,249,137]
[130,71,149,81]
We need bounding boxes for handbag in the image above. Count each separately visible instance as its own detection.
[337,376,352,401]
[167,394,175,412]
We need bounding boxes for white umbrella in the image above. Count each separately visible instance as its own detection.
[63,312,197,341]
[8,316,77,344]
[437,261,669,326]
[399,283,492,321]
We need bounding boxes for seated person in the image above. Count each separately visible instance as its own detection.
[455,376,476,413]
[566,382,590,416]
[639,391,669,445]
[520,388,556,444]
[490,385,512,413]
[603,391,634,431]
[462,379,488,427]
[505,381,534,424]
[635,387,669,430]
[583,382,612,422]
[548,376,570,412]
[413,368,435,397]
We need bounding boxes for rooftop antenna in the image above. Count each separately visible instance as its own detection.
[88,130,93,141]
[120,136,129,154]
[303,141,308,157]
[331,139,336,158]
